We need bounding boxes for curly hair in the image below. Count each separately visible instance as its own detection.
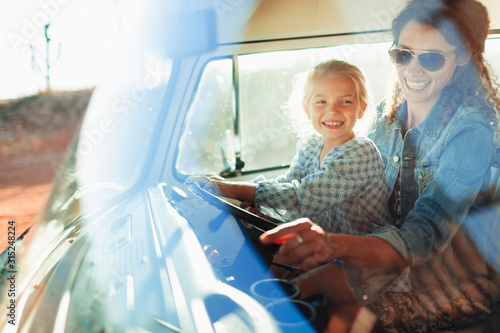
[383,0,500,132]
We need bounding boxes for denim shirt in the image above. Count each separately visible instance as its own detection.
[367,101,494,266]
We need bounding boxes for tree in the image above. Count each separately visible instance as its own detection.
[29,23,60,93]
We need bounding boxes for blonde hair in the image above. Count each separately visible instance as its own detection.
[283,59,376,137]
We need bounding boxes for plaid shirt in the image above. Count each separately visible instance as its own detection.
[254,134,391,235]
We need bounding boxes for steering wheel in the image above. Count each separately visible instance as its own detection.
[187,183,280,230]
[187,183,281,255]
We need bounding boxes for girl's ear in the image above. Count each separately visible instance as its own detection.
[358,103,367,119]
[303,103,311,119]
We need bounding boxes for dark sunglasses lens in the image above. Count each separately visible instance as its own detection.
[418,53,446,71]
[390,49,413,67]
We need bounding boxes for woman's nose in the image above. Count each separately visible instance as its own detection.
[405,57,426,77]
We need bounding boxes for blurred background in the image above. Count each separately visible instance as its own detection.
[0,0,131,248]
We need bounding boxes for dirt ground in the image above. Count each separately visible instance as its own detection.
[0,169,53,250]
[0,90,91,250]
[0,151,68,250]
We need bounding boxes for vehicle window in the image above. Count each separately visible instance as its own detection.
[176,58,235,175]
[43,58,173,224]
[485,37,500,78]
[237,42,394,171]
[176,37,500,177]
[237,51,302,171]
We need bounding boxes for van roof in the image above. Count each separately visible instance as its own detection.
[218,0,500,44]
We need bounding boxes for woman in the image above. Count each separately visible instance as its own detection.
[260,0,500,331]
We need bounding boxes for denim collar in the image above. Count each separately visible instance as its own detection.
[396,101,445,139]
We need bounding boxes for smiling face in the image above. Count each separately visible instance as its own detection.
[396,20,461,115]
[303,76,365,150]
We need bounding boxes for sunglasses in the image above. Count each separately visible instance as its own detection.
[388,48,456,72]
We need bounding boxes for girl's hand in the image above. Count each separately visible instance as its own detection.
[240,201,279,221]
[260,218,336,271]
[184,176,221,195]
[186,176,256,204]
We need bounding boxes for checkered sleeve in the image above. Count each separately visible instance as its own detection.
[255,138,382,221]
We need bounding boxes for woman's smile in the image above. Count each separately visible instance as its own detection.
[396,20,460,118]
[404,77,431,90]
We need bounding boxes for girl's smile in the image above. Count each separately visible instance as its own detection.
[322,121,344,128]
[303,76,365,152]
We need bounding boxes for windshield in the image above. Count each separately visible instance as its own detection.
[176,36,500,178]
[175,42,393,176]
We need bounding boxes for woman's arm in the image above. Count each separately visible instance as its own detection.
[260,218,408,271]
[381,115,493,266]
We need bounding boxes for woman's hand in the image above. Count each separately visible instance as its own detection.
[260,218,337,271]
[262,218,409,270]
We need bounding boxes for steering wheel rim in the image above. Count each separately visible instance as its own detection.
[187,183,281,256]
[187,183,280,231]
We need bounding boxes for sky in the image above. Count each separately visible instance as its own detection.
[2,0,498,102]
[0,0,124,100]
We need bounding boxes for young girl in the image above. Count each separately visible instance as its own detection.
[187,59,391,236]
